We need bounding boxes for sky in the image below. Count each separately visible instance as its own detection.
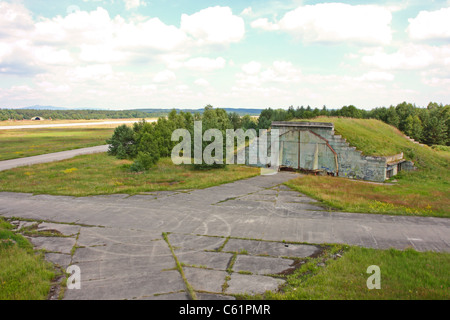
[0,0,449,110]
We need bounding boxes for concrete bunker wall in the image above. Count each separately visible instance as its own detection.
[278,129,338,174]
[270,122,390,182]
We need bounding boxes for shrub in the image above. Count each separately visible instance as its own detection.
[432,145,450,152]
[130,151,159,172]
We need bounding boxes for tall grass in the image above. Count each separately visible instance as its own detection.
[0,218,55,300]
[264,246,450,300]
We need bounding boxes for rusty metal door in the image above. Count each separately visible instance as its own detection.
[280,130,300,169]
[279,129,338,174]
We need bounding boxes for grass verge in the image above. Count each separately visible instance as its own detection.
[0,218,55,300]
[252,245,450,300]
[287,117,450,218]
[0,153,260,196]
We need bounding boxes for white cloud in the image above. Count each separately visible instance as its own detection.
[242,61,261,75]
[69,64,114,81]
[0,43,13,63]
[0,85,41,101]
[420,68,450,88]
[37,81,71,93]
[252,3,392,45]
[184,57,226,71]
[236,60,301,87]
[115,17,187,51]
[362,44,450,70]
[241,7,253,16]
[160,53,190,69]
[36,7,115,45]
[123,0,146,10]
[250,18,279,31]
[153,70,176,83]
[180,6,245,45]
[359,71,395,82]
[272,61,294,74]
[423,76,450,87]
[33,47,73,65]
[0,5,190,75]
[407,7,450,41]
[176,85,190,93]
[34,9,187,53]
[140,84,157,92]
[79,44,127,63]
[0,2,34,38]
[194,78,210,86]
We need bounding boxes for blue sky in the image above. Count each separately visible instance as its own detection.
[1,0,449,110]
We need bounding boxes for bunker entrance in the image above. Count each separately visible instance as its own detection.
[279,130,338,176]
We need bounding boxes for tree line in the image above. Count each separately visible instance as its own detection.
[255,102,449,146]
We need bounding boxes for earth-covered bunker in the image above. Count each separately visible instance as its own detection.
[253,121,414,182]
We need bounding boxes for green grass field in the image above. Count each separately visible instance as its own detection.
[0,127,115,161]
[287,117,450,218]
[0,154,260,196]
[0,218,55,300]
[258,245,450,300]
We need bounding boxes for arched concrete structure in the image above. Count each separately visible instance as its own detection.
[269,121,414,182]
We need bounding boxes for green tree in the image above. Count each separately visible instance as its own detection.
[404,115,423,141]
[241,115,257,130]
[385,106,400,128]
[106,125,136,159]
[423,108,448,146]
[339,105,362,118]
[193,105,232,169]
[228,112,242,130]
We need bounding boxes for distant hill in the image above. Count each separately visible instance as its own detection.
[19,105,106,111]
[20,105,68,110]
[224,108,263,115]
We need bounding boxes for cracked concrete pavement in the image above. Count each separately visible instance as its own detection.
[1,172,449,300]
